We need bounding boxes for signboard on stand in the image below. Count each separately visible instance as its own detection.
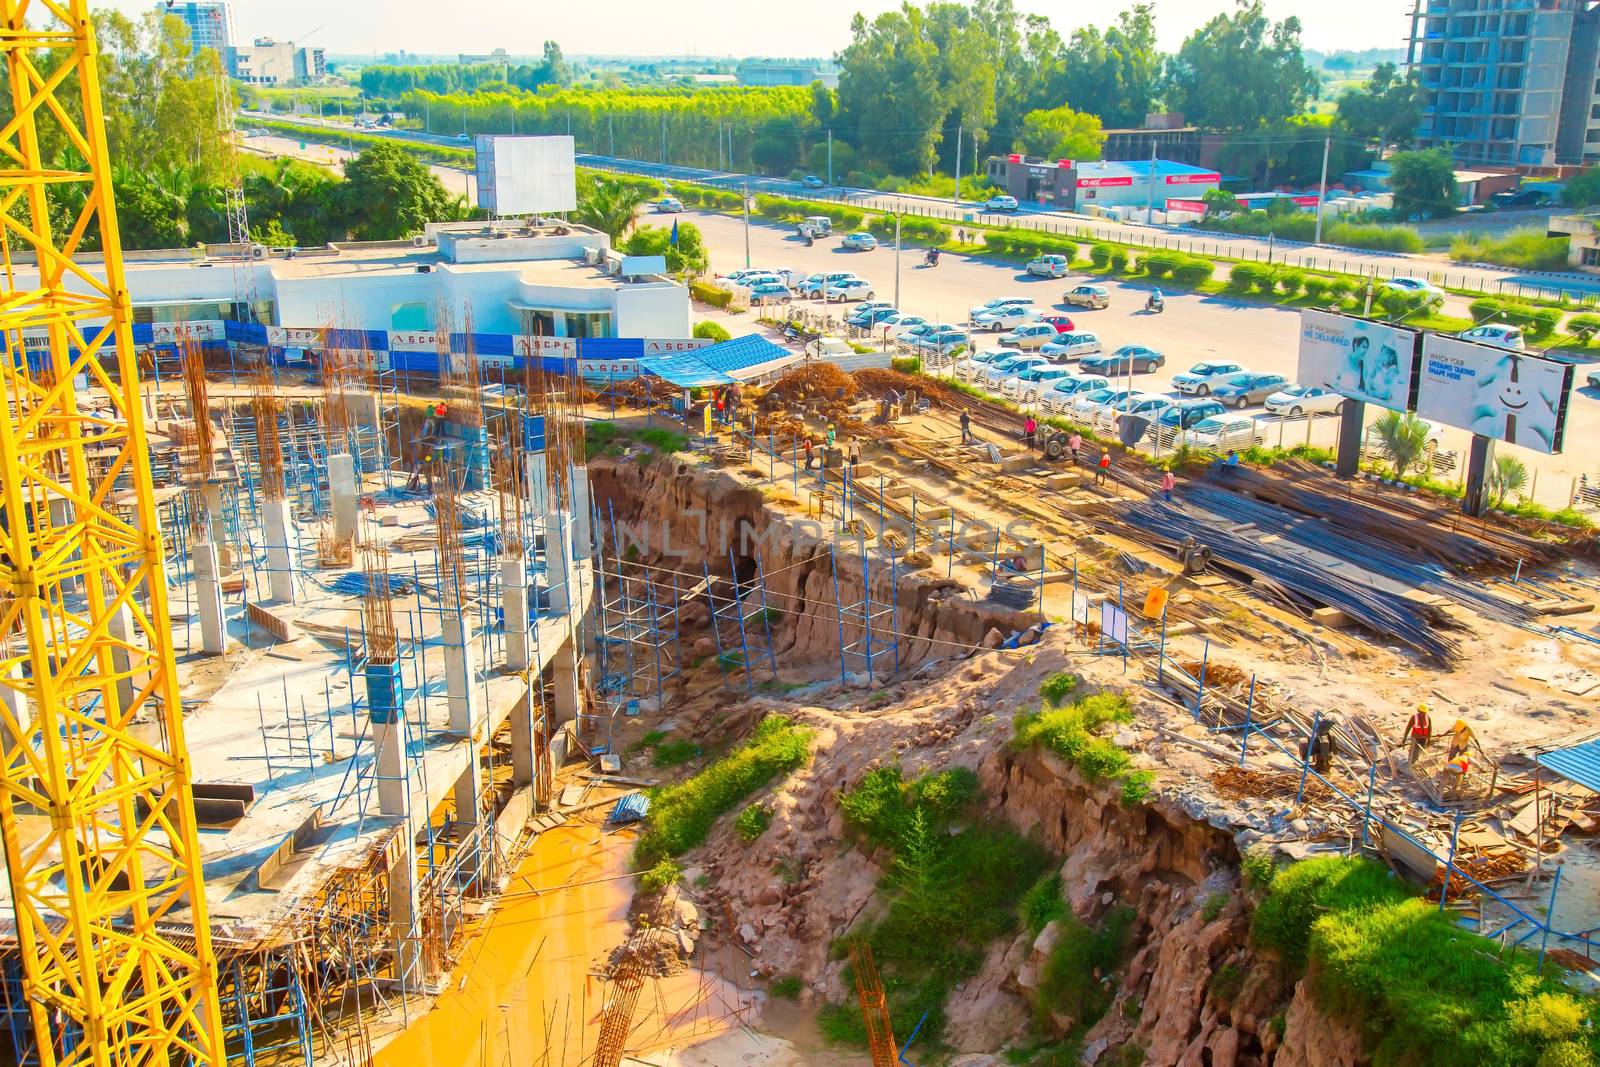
[474,135,576,216]
[1296,309,1420,411]
[1415,335,1573,454]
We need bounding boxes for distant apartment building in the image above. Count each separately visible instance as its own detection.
[736,58,840,88]
[159,1,232,55]
[1407,0,1600,167]
[229,38,326,85]
[459,48,511,65]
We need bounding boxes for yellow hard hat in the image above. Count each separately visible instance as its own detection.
[1417,702,1430,714]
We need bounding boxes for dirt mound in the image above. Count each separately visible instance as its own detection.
[853,368,961,408]
[760,364,857,409]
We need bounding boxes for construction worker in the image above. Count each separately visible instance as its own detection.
[1399,703,1433,763]
[1446,719,1475,763]
[803,435,817,471]
[960,408,973,445]
[1068,431,1083,465]
[1024,414,1037,451]
[847,436,863,471]
[1301,716,1337,775]
[1095,449,1111,486]
[826,424,836,449]
[1160,467,1176,502]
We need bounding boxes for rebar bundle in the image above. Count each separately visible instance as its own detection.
[494,454,525,558]
[180,329,214,478]
[433,474,467,608]
[848,939,898,1067]
[445,301,484,428]
[248,361,287,502]
[360,542,399,664]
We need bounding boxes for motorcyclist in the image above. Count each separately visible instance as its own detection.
[1146,287,1164,312]
[925,248,940,266]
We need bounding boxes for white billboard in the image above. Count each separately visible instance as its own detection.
[474,135,577,216]
[1415,335,1573,454]
[1296,310,1419,411]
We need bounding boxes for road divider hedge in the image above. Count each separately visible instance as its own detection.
[1468,297,1564,340]
[982,228,1079,261]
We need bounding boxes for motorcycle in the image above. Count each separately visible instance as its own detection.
[804,233,815,247]
[1145,295,1165,314]
[924,249,940,267]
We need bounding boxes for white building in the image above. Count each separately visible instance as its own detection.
[229,38,326,85]
[17,221,692,371]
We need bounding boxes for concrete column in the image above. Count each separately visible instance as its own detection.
[106,602,146,717]
[524,452,549,526]
[551,635,581,727]
[350,390,382,430]
[329,453,359,543]
[570,467,593,561]
[501,556,531,671]
[200,483,232,567]
[261,498,298,604]
[192,543,226,655]
[452,761,482,835]
[441,614,478,734]
[374,718,408,817]
[385,834,423,988]
[545,511,573,615]
[47,499,82,594]
[509,687,535,787]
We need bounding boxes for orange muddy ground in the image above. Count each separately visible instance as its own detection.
[376,820,755,1067]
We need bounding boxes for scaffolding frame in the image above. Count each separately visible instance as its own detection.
[832,534,902,684]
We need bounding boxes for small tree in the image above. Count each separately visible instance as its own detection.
[1372,410,1432,482]
[1487,454,1528,508]
[1202,188,1243,219]
[1388,147,1457,220]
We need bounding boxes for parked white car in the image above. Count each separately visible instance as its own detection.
[1188,415,1263,452]
[969,297,1034,322]
[1458,323,1526,350]
[1073,387,1137,424]
[798,271,860,297]
[894,318,939,340]
[655,196,683,213]
[1039,374,1112,416]
[1172,361,1247,396]
[1263,384,1345,416]
[842,231,879,251]
[998,322,1059,349]
[1384,276,1446,305]
[1040,331,1101,360]
[980,352,1049,392]
[954,349,1008,383]
[913,329,969,355]
[984,194,1020,212]
[825,278,875,301]
[1007,364,1079,403]
[1097,392,1173,430]
[1027,254,1071,278]
[972,304,1040,331]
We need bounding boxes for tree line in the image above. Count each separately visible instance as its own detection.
[358,42,570,97]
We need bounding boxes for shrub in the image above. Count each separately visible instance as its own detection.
[1303,277,1330,302]
[1251,856,1410,971]
[1020,872,1068,935]
[1013,692,1135,784]
[1090,242,1115,269]
[769,975,803,999]
[1469,297,1563,340]
[639,858,682,894]
[692,320,731,342]
[691,280,733,308]
[1326,278,1353,302]
[1230,263,1265,290]
[1143,251,1180,278]
[1378,286,1436,319]
[1276,269,1306,297]
[1034,906,1136,1028]
[1108,248,1129,273]
[653,739,701,767]
[1039,672,1081,705]
[1569,313,1600,342]
[1325,220,1425,254]
[1119,770,1155,806]
[1450,228,1571,272]
[1170,255,1215,287]
[734,803,772,841]
[1241,850,1278,892]
[840,765,979,850]
[634,715,811,868]
[891,355,922,375]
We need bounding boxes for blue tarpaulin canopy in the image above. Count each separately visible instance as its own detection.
[1536,740,1600,793]
[638,334,796,389]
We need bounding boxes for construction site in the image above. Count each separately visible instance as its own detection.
[5,6,1600,1067]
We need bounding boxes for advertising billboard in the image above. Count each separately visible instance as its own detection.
[1077,175,1134,188]
[1415,335,1573,454]
[1296,309,1420,411]
[474,135,577,216]
[1165,172,1221,185]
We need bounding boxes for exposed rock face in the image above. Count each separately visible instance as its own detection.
[1274,979,1368,1067]
[589,457,1030,670]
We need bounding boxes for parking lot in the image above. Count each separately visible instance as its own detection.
[690,210,1600,510]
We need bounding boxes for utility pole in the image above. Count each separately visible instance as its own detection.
[1145,143,1158,220]
[953,124,963,204]
[894,213,902,309]
[1314,135,1331,245]
[827,128,833,186]
[660,113,667,165]
[425,99,430,133]
[608,114,615,157]
[743,181,751,268]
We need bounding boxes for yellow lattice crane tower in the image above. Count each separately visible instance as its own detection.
[0,2,224,1066]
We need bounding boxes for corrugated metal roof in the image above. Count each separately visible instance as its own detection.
[1537,740,1600,792]
[639,352,735,388]
[609,792,651,824]
[1077,159,1218,179]
[639,334,797,387]
[696,333,792,374]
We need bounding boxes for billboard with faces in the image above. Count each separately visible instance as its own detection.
[1415,335,1573,455]
[1296,310,1420,412]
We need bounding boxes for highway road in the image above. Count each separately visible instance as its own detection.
[687,209,1600,500]
[243,132,476,198]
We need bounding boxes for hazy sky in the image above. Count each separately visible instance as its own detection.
[115,0,1411,58]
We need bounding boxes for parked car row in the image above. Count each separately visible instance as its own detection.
[722,267,878,302]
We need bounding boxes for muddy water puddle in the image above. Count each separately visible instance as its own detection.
[376,821,755,1067]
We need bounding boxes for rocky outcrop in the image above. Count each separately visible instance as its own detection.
[589,457,1031,671]
[1274,980,1367,1067]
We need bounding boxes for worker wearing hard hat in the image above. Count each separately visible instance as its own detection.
[1399,703,1433,764]
[1442,719,1475,797]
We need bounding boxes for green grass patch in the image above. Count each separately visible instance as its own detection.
[1253,855,1600,1067]
[633,715,810,868]
[823,766,1054,1050]
[1451,228,1571,272]
[1020,872,1068,936]
[1039,672,1081,706]
[652,739,702,767]
[734,803,772,842]
[639,857,682,894]
[1034,906,1136,1030]
[1012,692,1135,784]
[768,975,803,999]
[628,729,667,753]
[584,420,687,460]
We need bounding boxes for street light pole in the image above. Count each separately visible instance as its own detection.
[827,128,833,186]
[894,213,902,309]
[953,124,963,204]
[1314,135,1331,245]
[743,181,751,269]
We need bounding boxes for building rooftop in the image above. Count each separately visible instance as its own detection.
[1075,159,1219,179]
